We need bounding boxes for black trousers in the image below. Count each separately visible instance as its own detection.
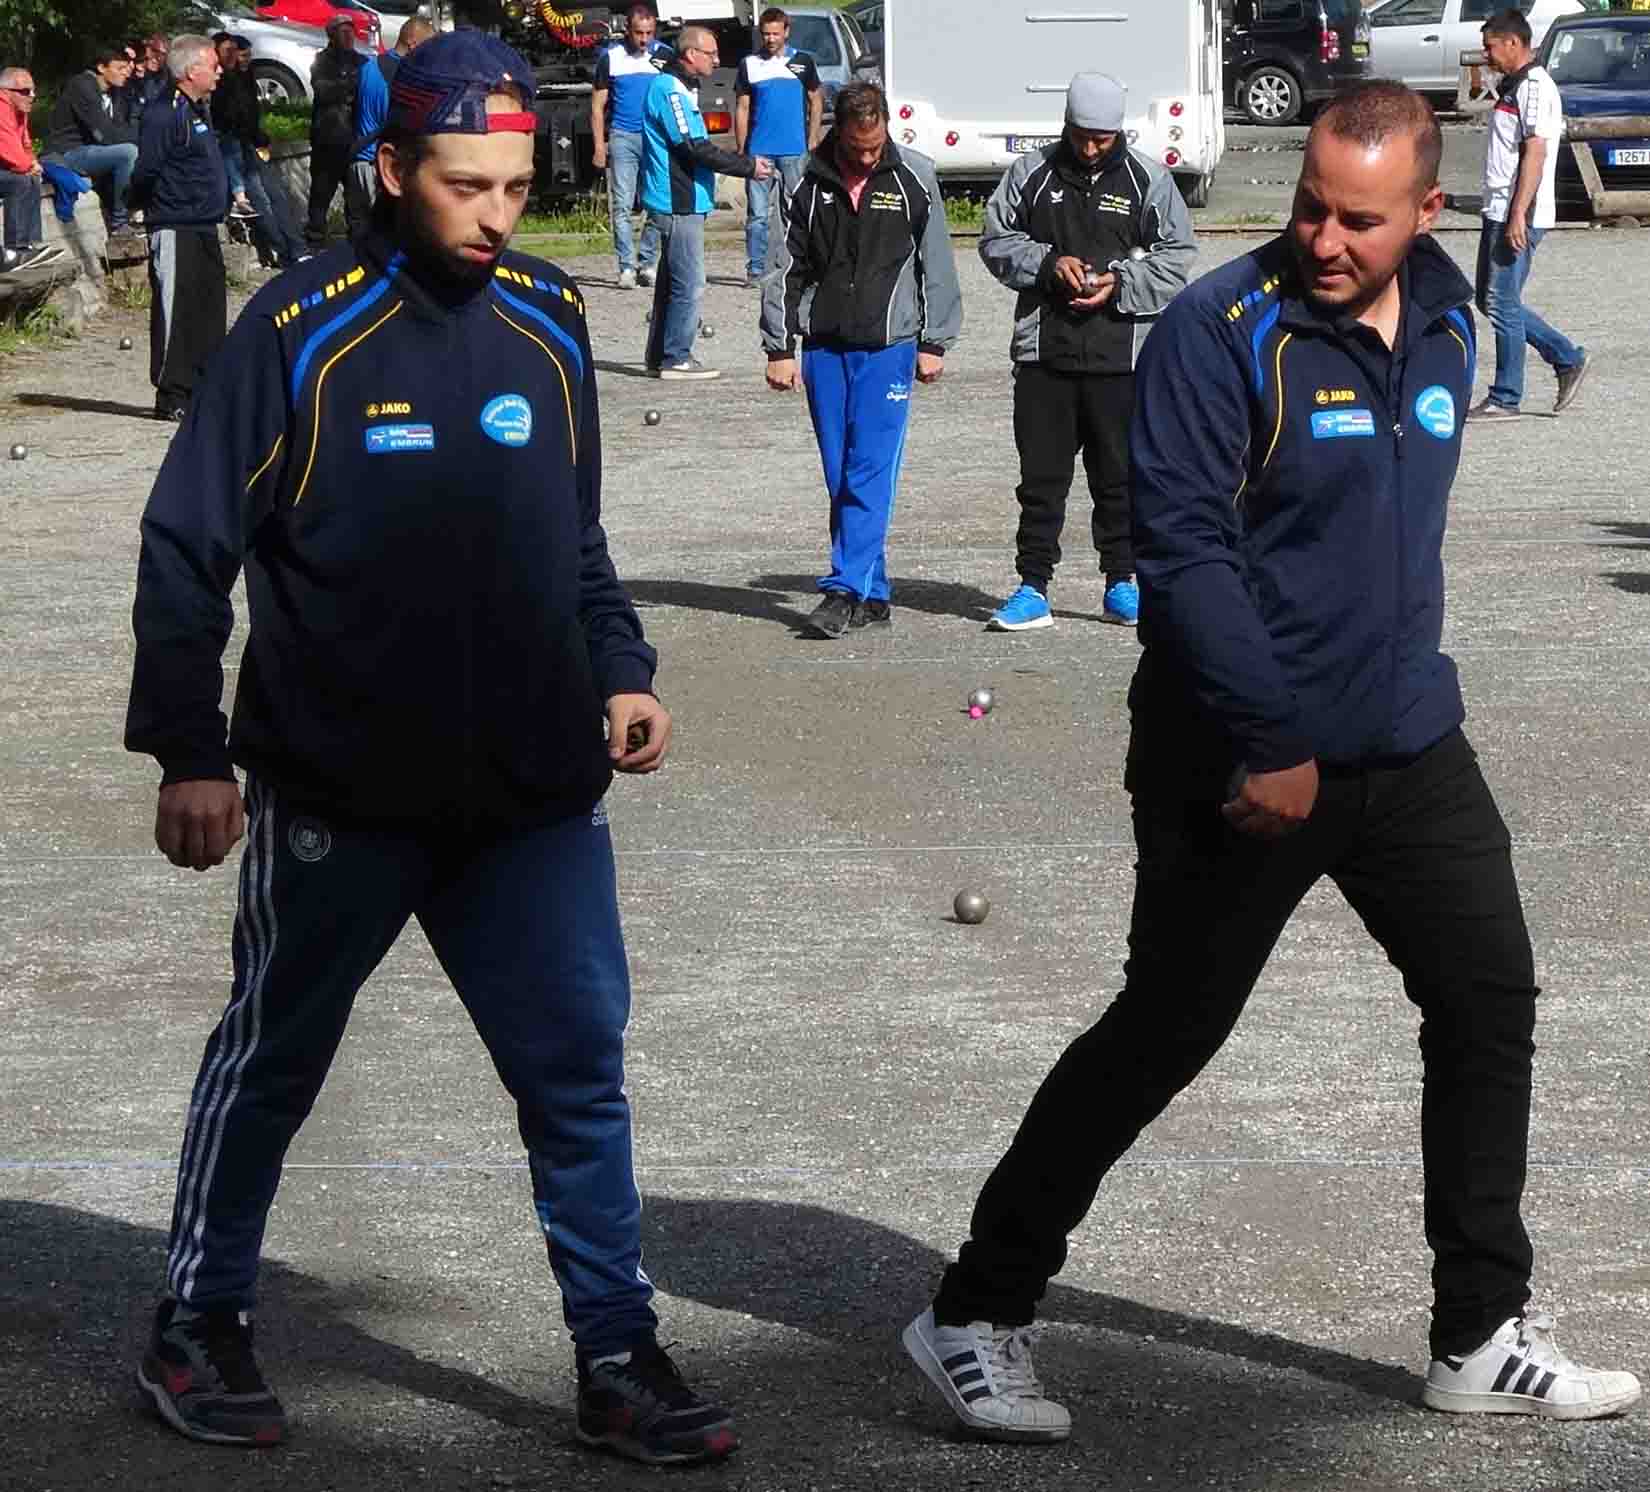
[147,227,226,408]
[1013,362,1134,589]
[933,729,1537,1359]
[304,143,356,248]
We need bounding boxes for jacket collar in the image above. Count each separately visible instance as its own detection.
[1050,132,1129,189]
[1272,231,1472,350]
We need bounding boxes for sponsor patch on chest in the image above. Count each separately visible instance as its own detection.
[480,394,533,447]
[1310,408,1377,440]
[1414,385,1457,440]
[1314,387,1358,406]
[1093,191,1133,216]
[364,423,436,454]
[867,190,905,213]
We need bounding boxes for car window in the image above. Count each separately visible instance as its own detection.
[1370,0,1448,25]
[838,9,866,51]
[1257,1,1307,21]
[1547,23,1650,83]
[1460,0,1534,20]
[787,15,841,67]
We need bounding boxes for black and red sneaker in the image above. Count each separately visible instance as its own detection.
[575,1339,738,1465]
[136,1299,287,1447]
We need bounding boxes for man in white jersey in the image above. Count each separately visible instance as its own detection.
[1468,8,1588,422]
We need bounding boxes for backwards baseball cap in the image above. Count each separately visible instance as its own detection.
[384,30,538,137]
[1065,72,1126,132]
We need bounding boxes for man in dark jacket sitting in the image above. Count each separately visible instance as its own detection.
[45,40,140,231]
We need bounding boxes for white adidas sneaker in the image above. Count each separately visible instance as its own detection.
[1423,1313,1641,1421]
[902,1307,1071,1442]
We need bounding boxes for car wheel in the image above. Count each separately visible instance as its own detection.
[1241,65,1302,127]
[252,62,305,107]
[1177,172,1212,209]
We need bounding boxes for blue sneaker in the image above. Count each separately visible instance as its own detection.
[987,583,1053,631]
[1102,577,1139,626]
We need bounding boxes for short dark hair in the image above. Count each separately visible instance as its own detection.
[211,30,232,45]
[834,80,889,131]
[625,2,658,18]
[89,41,127,68]
[759,7,789,24]
[1312,79,1442,198]
[1482,8,1532,46]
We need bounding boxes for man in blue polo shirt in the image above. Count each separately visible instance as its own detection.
[592,2,673,289]
[735,6,821,288]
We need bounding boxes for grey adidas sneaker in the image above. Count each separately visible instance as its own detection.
[902,1307,1071,1442]
[1424,1313,1641,1421]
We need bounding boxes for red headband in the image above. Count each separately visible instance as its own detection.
[486,112,538,134]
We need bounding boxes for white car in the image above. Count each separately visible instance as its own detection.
[1365,0,1596,98]
[171,0,374,104]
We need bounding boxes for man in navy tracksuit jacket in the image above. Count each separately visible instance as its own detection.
[125,34,740,1468]
[760,82,963,637]
[905,83,1639,1441]
[132,35,227,420]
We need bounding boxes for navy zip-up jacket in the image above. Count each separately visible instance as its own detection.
[132,86,227,229]
[125,231,657,834]
[1126,232,1476,797]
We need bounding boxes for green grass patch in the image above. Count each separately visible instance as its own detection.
[0,299,69,357]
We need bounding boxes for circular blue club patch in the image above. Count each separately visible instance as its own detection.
[1414,385,1457,441]
[480,393,533,448]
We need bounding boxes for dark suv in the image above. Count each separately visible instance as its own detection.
[1223,0,1373,125]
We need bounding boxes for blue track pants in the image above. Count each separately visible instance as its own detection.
[801,339,918,603]
[163,777,657,1360]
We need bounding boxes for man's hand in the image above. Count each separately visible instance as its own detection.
[1506,215,1528,254]
[1221,760,1319,839]
[752,155,775,181]
[766,356,800,391]
[1051,254,1090,296]
[593,140,607,171]
[608,693,672,774]
[915,351,944,384]
[30,162,43,179]
[1068,272,1116,312]
[155,780,245,871]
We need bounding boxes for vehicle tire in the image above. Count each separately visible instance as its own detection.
[252,62,305,107]
[1176,172,1212,209]
[1240,65,1302,127]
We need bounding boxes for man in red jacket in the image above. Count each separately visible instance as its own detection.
[0,66,65,272]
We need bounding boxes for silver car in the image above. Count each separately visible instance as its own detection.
[171,0,371,105]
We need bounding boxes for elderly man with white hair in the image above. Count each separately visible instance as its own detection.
[0,65,65,273]
[131,34,227,421]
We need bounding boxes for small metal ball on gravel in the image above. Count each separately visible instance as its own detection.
[118,336,133,350]
[8,443,26,460]
[967,686,995,717]
[700,323,716,338]
[953,890,990,925]
[644,410,662,427]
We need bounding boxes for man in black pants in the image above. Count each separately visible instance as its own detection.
[305,14,364,249]
[132,34,227,421]
[979,72,1195,633]
[904,80,1640,1440]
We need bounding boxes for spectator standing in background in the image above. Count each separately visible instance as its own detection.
[133,34,228,422]
[305,14,365,249]
[640,24,770,378]
[46,42,142,233]
[593,2,673,289]
[0,66,66,272]
[350,14,436,217]
[223,36,307,269]
[211,32,259,222]
[735,6,821,288]
[1467,7,1587,421]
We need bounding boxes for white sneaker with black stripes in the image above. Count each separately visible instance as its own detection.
[902,1307,1071,1442]
[1423,1313,1641,1420]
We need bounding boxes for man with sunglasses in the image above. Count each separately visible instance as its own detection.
[640,24,771,379]
[0,68,65,273]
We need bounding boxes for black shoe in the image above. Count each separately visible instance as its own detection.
[136,1299,287,1446]
[154,398,188,422]
[804,591,857,638]
[576,1339,738,1466]
[1554,353,1590,415]
[852,599,893,629]
[1466,398,1523,424]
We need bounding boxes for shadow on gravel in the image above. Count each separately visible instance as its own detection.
[753,573,1005,625]
[642,1196,1418,1409]
[627,578,809,627]
[16,391,159,421]
[1589,524,1650,594]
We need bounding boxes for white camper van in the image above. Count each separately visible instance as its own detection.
[882,0,1224,207]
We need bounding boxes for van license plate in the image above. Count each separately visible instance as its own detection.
[1006,135,1059,154]
[1352,42,1368,57]
[1609,148,1650,166]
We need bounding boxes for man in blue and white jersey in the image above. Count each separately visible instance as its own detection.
[591,2,674,288]
[735,6,821,287]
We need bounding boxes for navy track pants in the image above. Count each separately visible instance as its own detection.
[802,339,918,603]
[163,777,657,1359]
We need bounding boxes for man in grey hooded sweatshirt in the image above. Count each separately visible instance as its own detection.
[977,72,1196,634]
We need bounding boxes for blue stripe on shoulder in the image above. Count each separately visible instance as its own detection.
[1250,301,1283,398]
[491,282,585,382]
[1445,306,1476,391]
[290,252,405,403]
